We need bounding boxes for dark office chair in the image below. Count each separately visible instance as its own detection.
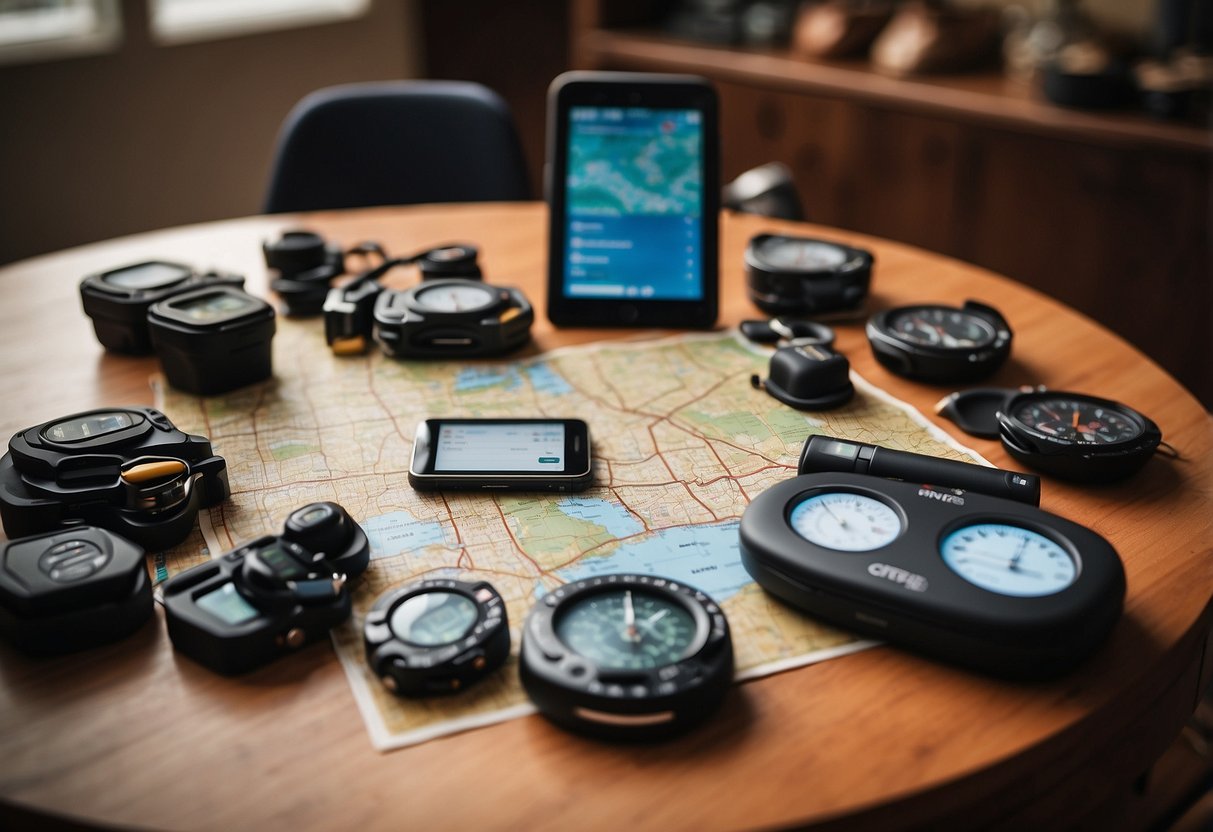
[263,80,531,214]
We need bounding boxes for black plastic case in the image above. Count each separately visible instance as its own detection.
[739,473,1125,678]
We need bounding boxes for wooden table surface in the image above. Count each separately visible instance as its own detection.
[1,203,1211,831]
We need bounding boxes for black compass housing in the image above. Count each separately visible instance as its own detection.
[373,279,534,359]
[866,300,1012,383]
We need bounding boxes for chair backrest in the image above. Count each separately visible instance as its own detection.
[263,80,531,214]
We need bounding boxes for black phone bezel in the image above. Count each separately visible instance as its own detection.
[408,418,592,492]
[545,71,720,330]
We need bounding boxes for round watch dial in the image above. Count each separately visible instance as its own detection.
[554,589,700,670]
[390,590,479,647]
[754,237,848,271]
[940,523,1077,597]
[413,283,496,313]
[1010,396,1142,446]
[887,307,996,349]
[789,492,902,552]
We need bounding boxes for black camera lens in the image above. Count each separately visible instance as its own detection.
[148,287,276,395]
[263,230,339,275]
[0,527,153,655]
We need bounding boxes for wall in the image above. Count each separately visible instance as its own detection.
[0,0,421,265]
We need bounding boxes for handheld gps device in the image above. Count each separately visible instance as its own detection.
[0,526,153,655]
[0,407,229,551]
[545,72,720,329]
[80,261,245,354]
[148,286,276,395]
[740,473,1125,678]
[162,502,368,675]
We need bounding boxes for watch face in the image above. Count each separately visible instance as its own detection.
[789,492,902,552]
[887,307,996,349]
[413,283,496,313]
[1011,396,1142,446]
[940,523,1078,597]
[555,589,701,670]
[390,590,479,647]
[754,236,848,272]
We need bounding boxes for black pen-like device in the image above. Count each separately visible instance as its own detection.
[798,435,1041,506]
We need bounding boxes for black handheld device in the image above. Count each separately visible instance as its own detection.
[80,261,245,354]
[408,418,592,493]
[739,473,1125,678]
[799,434,1041,506]
[866,300,1012,383]
[147,286,276,395]
[545,71,719,329]
[162,502,368,675]
[0,407,229,551]
[0,526,153,655]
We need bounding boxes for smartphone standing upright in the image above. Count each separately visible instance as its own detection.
[408,418,593,492]
[545,71,720,329]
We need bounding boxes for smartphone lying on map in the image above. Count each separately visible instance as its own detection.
[545,71,720,329]
[408,418,593,493]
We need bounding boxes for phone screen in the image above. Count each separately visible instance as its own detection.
[561,106,704,302]
[434,422,566,472]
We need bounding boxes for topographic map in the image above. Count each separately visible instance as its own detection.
[568,109,702,217]
[157,321,983,750]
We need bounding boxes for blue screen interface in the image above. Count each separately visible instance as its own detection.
[563,106,703,301]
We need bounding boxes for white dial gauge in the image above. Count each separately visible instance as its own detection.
[940,523,1077,597]
[788,492,902,552]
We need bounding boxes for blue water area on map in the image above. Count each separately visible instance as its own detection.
[525,362,572,396]
[454,366,522,393]
[556,497,645,538]
[545,520,749,602]
[363,511,449,558]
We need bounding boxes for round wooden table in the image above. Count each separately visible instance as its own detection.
[1,204,1211,830]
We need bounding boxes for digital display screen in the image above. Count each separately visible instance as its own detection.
[43,411,135,443]
[174,292,254,322]
[390,591,478,646]
[563,106,703,301]
[434,422,565,472]
[196,583,259,626]
[103,262,190,290]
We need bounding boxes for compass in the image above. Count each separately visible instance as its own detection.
[372,278,533,359]
[364,578,509,696]
[997,389,1163,482]
[866,300,1012,383]
[520,574,733,739]
[744,233,872,316]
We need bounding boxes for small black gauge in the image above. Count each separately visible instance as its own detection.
[373,278,534,359]
[997,389,1163,482]
[866,300,1012,383]
[364,578,509,696]
[744,234,873,316]
[520,574,733,740]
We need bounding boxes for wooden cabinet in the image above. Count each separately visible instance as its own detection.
[571,0,1213,406]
